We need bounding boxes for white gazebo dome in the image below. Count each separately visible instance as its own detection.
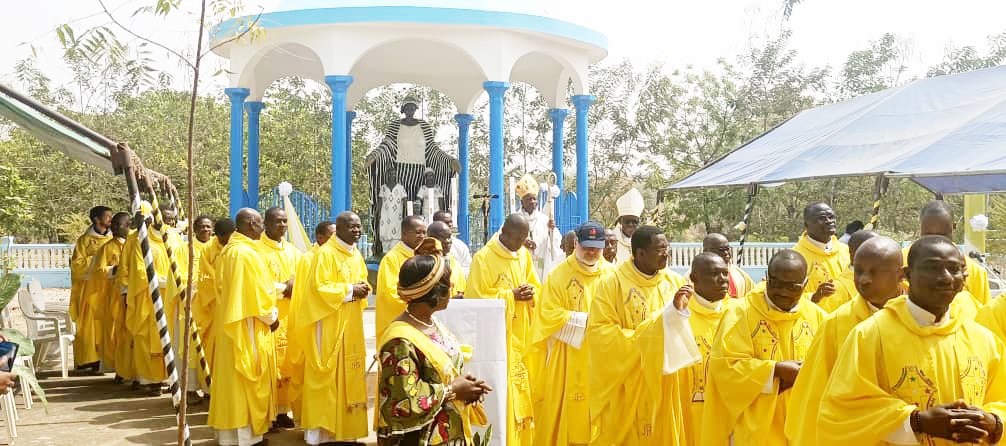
[211,0,607,112]
[213,1,607,249]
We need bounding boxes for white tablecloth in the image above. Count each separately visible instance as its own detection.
[438,299,507,446]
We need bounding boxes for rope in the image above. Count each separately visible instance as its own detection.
[734,184,759,266]
[864,175,889,231]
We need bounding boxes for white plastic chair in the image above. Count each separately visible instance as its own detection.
[17,288,73,379]
[14,356,33,410]
[28,278,74,335]
[0,388,16,441]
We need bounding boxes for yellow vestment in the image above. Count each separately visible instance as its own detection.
[465,235,541,446]
[792,233,850,297]
[587,260,691,445]
[295,238,369,440]
[258,235,301,411]
[207,232,278,436]
[978,294,1006,341]
[375,241,414,338]
[680,294,736,445]
[123,229,185,383]
[194,237,225,385]
[784,294,877,445]
[817,267,855,312]
[89,237,125,369]
[818,295,1006,445]
[528,255,612,446]
[69,227,112,366]
[700,284,826,446]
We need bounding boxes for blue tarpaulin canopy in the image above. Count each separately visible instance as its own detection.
[667,65,1006,194]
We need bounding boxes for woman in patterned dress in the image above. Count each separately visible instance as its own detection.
[377,239,491,446]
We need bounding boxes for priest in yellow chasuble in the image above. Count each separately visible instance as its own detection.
[376,215,428,338]
[816,230,879,312]
[702,233,754,299]
[818,236,1006,445]
[427,221,467,294]
[122,205,186,395]
[901,200,991,308]
[295,212,371,445]
[700,249,826,446]
[791,202,851,306]
[259,207,302,428]
[587,225,702,446]
[466,213,542,446]
[784,235,903,445]
[680,252,737,444]
[978,294,1006,341]
[69,205,113,369]
[89,212,130,374]
[528,221,612,446]
[194,218,235,390]
[283,220,336,418]
[208,208,279,446]
[113,222,139,384]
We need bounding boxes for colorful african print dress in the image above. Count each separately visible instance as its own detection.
[377,319,484,446]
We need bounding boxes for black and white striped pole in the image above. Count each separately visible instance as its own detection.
[166,190,212,390]
[734,184,759,266]
[864,175,889,231]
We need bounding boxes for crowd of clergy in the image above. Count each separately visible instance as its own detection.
[64,173,1006,446]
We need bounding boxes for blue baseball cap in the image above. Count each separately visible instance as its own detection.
[576,221,606,249]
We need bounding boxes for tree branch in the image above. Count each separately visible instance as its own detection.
[203,8,263,57]
[97,0,196,71]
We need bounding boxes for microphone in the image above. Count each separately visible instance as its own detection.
[473,194,499,199]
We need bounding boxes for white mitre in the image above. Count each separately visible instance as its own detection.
[616,187,644,217]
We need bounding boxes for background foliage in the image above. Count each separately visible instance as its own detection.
[2,24,1005,252]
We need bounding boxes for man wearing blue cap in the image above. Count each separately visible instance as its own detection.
[528,221,613,445]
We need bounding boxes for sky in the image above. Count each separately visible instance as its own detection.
[3,0,1006,95]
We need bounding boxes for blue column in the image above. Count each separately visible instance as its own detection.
[484,81,509,233]
[245,101,264,210]
[225,87,249,218]
[345,111,357,211]
[548,108,568,227]
[325,75,353,216]
[454,113,474,244]
[572,95,596,222]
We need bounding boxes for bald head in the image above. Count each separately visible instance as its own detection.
[235,208,264,239]
[769,249,808,273]
[691,252,729,302]
[803,202,837,243]
[335,211,362,245]
[919,200,954,238]
[500,213,530,252]
[703,233,732,263]
[847,229,879,261]
[853,236,903,307]
[428,221,451,239]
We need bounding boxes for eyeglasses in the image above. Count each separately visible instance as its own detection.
[766,274,808,292]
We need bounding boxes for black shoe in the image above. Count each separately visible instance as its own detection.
[113,375,124,384]
[130,380,140,390]
[273,413,295,429]
[185,392,204,406]
[142,384,161,397]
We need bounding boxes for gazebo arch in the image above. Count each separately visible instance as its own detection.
[211,1,607,240]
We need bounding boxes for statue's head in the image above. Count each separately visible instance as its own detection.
[401,97,420,118]
[384,167,399,187]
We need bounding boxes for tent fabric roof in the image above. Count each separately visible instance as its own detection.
[667,65,1006,194]
[0,85,114,173]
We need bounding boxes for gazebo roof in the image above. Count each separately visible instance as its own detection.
[211,0,608,112]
